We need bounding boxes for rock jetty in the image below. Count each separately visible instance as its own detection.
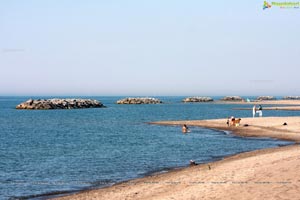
[16,99,104,110]
[182,97,213,103]
[283,96,300,100]
[116,97,162,104]
[256,96,276,101]
[220,96,244,102]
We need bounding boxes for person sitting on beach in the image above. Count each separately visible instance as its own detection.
[182,124,189,133]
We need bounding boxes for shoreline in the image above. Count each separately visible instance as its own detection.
[39,135,288,200]
[49,146,294,200]
[53,117,300,200]
[151,117,300,143]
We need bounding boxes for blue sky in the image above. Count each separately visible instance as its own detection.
[1,0,299,96]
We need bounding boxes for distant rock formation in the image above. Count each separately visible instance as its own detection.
[116,97,162,104]
[220,96,244,102]
[256,96,276,101]
[16,99,104,109]
[182,97,213,103]
[282,96,300,100]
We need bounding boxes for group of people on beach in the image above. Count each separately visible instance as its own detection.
[253,105,263,117]
[227,116,241,127]
[183,105,263,133]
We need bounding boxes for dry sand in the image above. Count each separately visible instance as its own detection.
[55,117,300,200]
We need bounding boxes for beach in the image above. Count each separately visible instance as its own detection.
[3,1,300,198]
[55,116,300,200]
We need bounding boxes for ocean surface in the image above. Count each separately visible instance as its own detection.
[0,96,297,200]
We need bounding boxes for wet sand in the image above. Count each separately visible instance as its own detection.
[55,117,300,200]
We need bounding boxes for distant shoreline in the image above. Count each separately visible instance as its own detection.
[214,99,300,105]
[233,106,300,111]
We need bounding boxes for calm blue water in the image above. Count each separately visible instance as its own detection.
[0,96,297,200]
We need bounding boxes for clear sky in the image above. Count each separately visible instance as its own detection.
[1,0,299,96]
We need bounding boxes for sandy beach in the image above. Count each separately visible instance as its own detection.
[55,116,300,200]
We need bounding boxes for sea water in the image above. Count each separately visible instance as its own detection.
[0,96,296,199]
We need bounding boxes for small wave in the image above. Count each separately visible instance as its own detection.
[151,170,169,176]
[223,130,231,135]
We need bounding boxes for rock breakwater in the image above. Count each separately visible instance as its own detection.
[16,99,104,109]
[283,96,300,100]
[256,96,276,101]
[182,97,213,103]
[116,97,162,104]
[220,96,244,101]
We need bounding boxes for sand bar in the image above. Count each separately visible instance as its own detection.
[55,117,300,200]
[152,117,300,142]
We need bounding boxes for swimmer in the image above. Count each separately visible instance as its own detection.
[182,124,189,133]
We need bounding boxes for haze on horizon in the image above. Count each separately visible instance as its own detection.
[1,1,299,96]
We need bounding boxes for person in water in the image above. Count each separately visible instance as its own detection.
[182,124,189,133]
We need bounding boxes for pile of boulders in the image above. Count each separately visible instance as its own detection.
[220,96,244,101]
[116,97,162,104]
[256,96,276,101]
[182,97,213,103]
[16,99,104,109]
[282,96,300,100]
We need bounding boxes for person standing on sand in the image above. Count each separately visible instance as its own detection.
[258,105,263,117]
[253,105,256,118]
